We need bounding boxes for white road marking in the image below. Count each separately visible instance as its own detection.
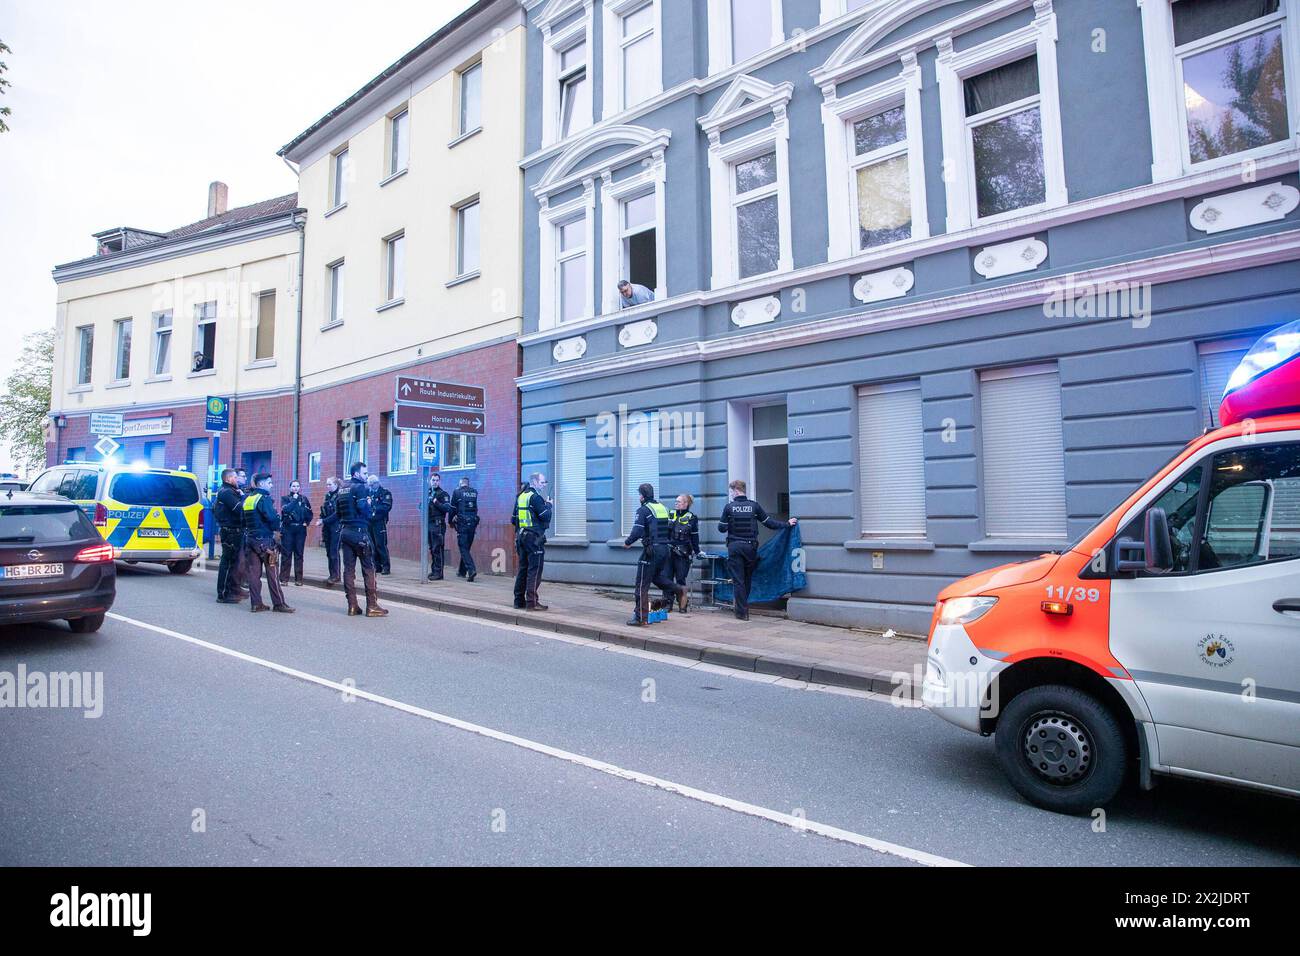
[107,611,968,867]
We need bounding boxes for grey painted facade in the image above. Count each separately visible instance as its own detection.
[518,0,1300,634]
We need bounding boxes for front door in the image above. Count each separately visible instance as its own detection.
[751,403,789,541]
[1110,436,1300,793]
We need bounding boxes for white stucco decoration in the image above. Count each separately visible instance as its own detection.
[853,266,915,304]
[618,319,658,348]
[973,237,1048,279]
[731,295,782,328]
[553,336,588,363]
[1190,183,1300,235]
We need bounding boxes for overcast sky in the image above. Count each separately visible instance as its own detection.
[0,0,476,472]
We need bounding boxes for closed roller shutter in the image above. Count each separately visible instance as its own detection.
[622,410,660,536]
[1198,339,1252,431]
[981,364,1066,539]
[857,381,926,536]
[553,423,587,539]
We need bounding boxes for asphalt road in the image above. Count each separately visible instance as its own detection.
[1,566,1296,866]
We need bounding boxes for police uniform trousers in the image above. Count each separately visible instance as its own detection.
[669,547,693,591]
[279,525,307,584]
[428,526,446,580]
[369,521,391,574]
[513,528,545,607]
[726,539,760,619]
[243,536,288,610]
[633,543,681,621]
[323,525,341,581]
[456,518,479,577]
[217,527,245,599]
[341,526,380,611]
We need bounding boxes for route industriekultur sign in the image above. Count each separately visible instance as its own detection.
[394,377,485,411]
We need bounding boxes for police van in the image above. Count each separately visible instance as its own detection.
[27,462,205,574]
[923,321,1300,814]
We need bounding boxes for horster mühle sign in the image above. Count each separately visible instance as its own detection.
[394,404,485,436]
[394,377,485,411]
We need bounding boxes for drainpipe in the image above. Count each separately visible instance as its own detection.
[283,153,306,484]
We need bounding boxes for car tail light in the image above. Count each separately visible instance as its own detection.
[198,509,205,531]
[74,543,115,563]
[93,502,108,527]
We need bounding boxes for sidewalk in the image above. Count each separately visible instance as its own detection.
[296,548,928,697]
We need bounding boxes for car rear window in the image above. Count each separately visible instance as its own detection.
[0,505,98,543]
[109,473,200,507]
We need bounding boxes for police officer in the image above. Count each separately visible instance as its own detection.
[668,493,702,613]
[317,476,342,587]
[512,473,552,611]
[426,472,453,581]
[450,476,480,582]
[365,474,393,575]
[623,483,684,626]
[337,463,388,617]
[240,473,294,614]
[213,468,246,604]
[278,479,313,587]
[717,478,797,621]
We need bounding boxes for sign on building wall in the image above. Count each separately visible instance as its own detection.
[90,412,124,437]
[205,396,231,433]
[120,416,172,438]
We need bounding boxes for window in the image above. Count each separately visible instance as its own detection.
[857,382,926,537]
[387,415,415,475]
[151,311,172,377]
[964,57,1046,219]
[732,151,782,279]
[443,434,477,470]
[308,452,322,483]
[389,109,409,176]
[385,233,406,303]
[254,292,275,361]
[620,191,658,291]
[619,2,658,110]
[193,301,216,372]
[821,0,872,20]
[1198,338,1253,430]
[341,418,367,473]
[708,0,783,72]
[67,448,87,464]
[621,410,660,535]
[1203,443,1300,567]
[144,441,166,469]
[187,437,209,483]
[553,422,587,538]
[75,326,94,386]
[109,472,199,507]
[112,318,132,381]
[557,216,589,323]
[456,201,480,277]
[559,41,592,139]
[459,62,482,135]
[331,147,351,208]
[980,364,1067,539]
[328,260,346,325]
[850,105,913,249]
[1175,0,1290,166]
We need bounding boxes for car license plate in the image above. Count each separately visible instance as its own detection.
[136,529,169,539]
[0,563,64,579]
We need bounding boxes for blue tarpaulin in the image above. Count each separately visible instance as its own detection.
[713,524,806,605]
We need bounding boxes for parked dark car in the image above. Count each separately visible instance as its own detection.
[0,490,116,633]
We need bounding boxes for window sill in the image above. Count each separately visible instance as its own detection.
[69,384,93,393]
[324,202,348,219]
[376,298,405,314]
[968,539,1068,554]
[187,368,217,379]
[379,168,409,188]
[446,271,480,289]
[606,538,632,549]
[845,539,935,553]
[105,380,131,390]
[319,320,344,332]
[387,470,417,478]
[546,536,589,548]
[439,464,476,472]
[448,127,483,149]
[144,375,172,385]
[244,359,276,371]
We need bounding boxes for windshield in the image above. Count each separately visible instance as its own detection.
[109,473,199,507]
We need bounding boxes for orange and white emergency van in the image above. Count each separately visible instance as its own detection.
[923,321,1300,814]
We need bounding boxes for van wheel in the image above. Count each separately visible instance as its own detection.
[994,684,1127,815]
[168,560,193,575]
[68,614,104,634]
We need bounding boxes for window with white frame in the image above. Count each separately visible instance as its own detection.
[308,451,322,483]
[459,61,483,135]
[112,318,132,382]
[387,415,416,475]
[384,232,406,303]
[559,40,592,140]
[342,417,367,472]
[328,260,345,325]
[621,410,660,535]
[456,200,481,277]
[389,109,409,176]
[980,364,1067,539]
[443,434,477,470]
[620,191,658,291]
[820,0,872,21]
[850,104,914,249]
[331,147,351,208]
[75,325,93,386]
[732,151,782,279]
[254,291,275,361]
[151,311,172,377]
[1198,337,1254,429]
[857,381,926,537]
[606,0,660,114]
[708,0,784,71]
[553,422,587,539]
[540,2,594,146]
[556,215,589,323]
[935,14,1067,232]
[193,301,217,372]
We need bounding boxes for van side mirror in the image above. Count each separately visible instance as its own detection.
[1116,507,1173,573]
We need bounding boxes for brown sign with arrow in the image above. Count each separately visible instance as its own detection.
[394,404,485,436]
[394,377,485,410]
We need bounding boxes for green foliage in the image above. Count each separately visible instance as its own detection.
[0,329,55,473]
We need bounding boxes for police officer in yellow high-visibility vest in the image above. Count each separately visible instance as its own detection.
[239,473,294,614]
[512,473,553,611]
[623,483,684,626]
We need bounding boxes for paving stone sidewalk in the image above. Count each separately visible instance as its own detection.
[297,548,928,696]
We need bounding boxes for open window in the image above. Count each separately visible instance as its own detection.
[193,301,216,372]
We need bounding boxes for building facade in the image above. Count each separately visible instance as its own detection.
[518,0,1300,633]
[278,0,527,565]
[49,186,304,487]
